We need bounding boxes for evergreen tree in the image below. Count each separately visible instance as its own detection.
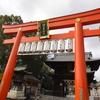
[0,15,23,68]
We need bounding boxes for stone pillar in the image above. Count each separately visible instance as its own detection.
[35,87,38,98]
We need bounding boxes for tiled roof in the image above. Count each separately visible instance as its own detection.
[14,66,32,74]
[14,66,27,71]
[46,52,100,62]
[24,75,42,83]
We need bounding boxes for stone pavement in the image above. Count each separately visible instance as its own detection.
[7,95,100,100]
[30,94,75,100]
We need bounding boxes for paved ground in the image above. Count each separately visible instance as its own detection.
[30,94,75,100]
[7,95,100,100]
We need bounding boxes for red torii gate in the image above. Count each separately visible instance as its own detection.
[0,8,100,100]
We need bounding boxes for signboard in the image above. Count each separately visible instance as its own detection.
[79,88,83,100]
[38,19,49,39]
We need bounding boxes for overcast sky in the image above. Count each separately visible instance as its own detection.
[0,0,100,80]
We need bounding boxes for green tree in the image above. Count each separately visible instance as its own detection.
[40,63,52,90]
[19,55,47,77]
[0,15,23,69]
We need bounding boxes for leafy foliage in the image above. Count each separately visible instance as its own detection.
[0,15,23,69]
[18,55,47,76]
[40,63,52,90]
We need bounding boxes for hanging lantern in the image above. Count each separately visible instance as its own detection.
[98,22,100,41]
[65,38,73,52]
[29,42,37,53]
[24,42,31,53]
[18,43,26,53]
[73,38,75,53]
[50,40,58,52]
[36,41,44,53]
[99,36,100,41]
[58,39,65,52]
[43,41,51,53]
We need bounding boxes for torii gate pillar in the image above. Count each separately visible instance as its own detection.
[75,21,88,100]
[0,28,23,100]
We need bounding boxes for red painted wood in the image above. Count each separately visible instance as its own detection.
[2,8,100,29]
[75,22,88,100]
[0,30,23,100]
[3,29,100,44]
[2,8,100,35]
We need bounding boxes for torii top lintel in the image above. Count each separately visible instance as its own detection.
[2,8,100,44]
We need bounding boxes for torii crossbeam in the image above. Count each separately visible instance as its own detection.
[0,8,100,100]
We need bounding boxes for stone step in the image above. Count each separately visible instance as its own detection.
[35,94,75,100]
[7,91,26,99]
[7,96,26,100]
[9,90,23,93]
[17,97,26,99]
[8,92,24,97]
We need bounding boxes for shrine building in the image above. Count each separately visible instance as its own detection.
[45,52,100,97]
